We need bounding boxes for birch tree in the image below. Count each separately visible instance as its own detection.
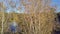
[19,0,56,34]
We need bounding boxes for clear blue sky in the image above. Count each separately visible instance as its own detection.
[0,0,60,13]
[51,0,60,12]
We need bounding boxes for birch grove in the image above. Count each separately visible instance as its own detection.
[0,0,57,34]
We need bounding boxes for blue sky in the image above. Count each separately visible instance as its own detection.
[51,0,60,12]
[0,0,60,13]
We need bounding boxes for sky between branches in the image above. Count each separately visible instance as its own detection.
[0,0,60,13]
